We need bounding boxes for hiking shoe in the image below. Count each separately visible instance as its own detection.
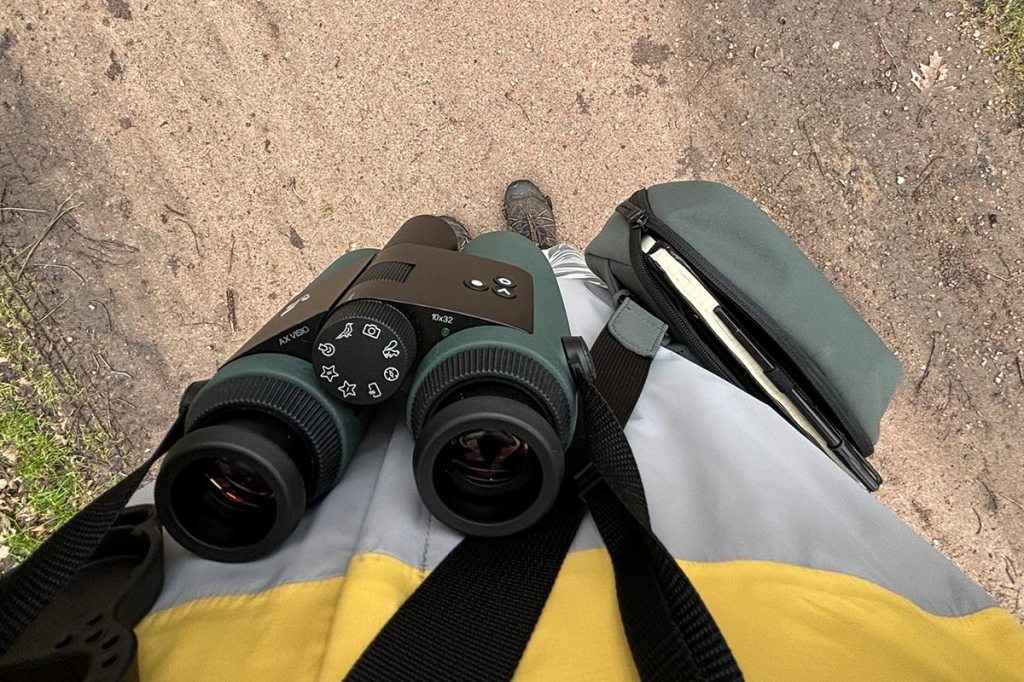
[439,215,472,250]
[502,180,557,248]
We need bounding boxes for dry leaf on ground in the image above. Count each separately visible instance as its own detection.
[911,51,948,93]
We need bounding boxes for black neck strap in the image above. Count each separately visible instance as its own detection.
[346,325,742,681]
[0,323,742,682]
[0,416,185,655]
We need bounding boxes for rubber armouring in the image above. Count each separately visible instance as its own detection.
[185,375,343,501]
[409,347,572,441]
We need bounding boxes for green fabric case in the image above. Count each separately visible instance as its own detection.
[586,181,903,454]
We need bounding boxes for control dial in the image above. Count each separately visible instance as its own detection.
[312,300,417,405]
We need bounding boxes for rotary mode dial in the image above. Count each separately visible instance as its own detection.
[311,300,417,405]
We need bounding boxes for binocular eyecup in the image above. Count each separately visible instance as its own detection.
[155,414,308,563]
[415,390,564,538]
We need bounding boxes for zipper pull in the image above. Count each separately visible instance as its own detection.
[615,201,648,229]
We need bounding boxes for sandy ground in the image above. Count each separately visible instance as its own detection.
[1,0,1022,617]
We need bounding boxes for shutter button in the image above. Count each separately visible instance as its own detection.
[464,278,489,292]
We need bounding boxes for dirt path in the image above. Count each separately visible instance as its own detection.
[1,1,1022,617]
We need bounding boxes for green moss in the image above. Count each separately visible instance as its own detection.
[0,284,116,562]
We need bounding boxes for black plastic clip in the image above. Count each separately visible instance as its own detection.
[615,201,648,229]
[0,505,165,682]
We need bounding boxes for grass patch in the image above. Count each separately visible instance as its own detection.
[0,283,116,564]
[974,1,1024,110]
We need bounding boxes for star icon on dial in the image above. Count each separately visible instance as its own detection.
[338,380,357,399]
[319,365,339,383]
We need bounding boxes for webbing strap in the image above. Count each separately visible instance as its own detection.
[596,297,667,426]
[575,373,742,681]
[344,490,585,682]
[592,329,654,426]
[345,321,741,680]
[0,319,741,682]
[0,414,185,653]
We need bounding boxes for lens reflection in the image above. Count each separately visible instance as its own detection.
[203,457,275,509]
[446,429,529,486]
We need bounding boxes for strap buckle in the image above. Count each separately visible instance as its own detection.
[615,201,648,229]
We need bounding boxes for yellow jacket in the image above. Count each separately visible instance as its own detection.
[133,277,1024,680]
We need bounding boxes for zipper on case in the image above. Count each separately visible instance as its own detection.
[618,191,873,460]
[618,203,736,382]
[618,191,868,454]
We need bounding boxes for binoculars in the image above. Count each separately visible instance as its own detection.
[154,216,578,562]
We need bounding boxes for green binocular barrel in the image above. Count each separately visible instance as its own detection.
[155,249,377,563]
[407,231,577,537]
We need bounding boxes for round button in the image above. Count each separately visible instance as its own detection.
[493,286,517,299]
[494,276,517,289]
[464,279,489,292]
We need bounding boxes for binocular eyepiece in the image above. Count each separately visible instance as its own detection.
[154,217,577,562]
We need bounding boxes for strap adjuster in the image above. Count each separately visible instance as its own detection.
[615,201,648,229]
